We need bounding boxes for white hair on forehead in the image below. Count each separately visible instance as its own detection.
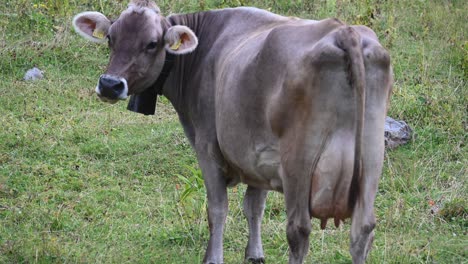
[127,0,160,14]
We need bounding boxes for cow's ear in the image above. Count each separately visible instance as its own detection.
[73,11,111,44]
[164,26,198,55]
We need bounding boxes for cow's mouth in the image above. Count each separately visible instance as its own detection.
[97,94,120,104]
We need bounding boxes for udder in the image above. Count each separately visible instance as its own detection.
[309,131,355,229]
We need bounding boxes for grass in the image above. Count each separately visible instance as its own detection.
[0,0,466,263]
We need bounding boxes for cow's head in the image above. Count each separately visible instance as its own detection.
[72,0,198,104]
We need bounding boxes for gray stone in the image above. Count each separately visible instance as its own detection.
[384,117,412,149]
[24,67,44,81]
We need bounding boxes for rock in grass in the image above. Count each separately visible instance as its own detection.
[385,117,412,149]
[24,67,44,81]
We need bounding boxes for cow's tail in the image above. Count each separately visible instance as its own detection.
[335,27,366,211]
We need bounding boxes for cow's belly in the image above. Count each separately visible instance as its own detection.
[243,142,283,191]
[218,132,283,192]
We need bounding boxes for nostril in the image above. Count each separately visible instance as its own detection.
[99,77,124,91]
[98,76,125,99]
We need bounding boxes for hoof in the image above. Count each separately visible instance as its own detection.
[246,257,265,264]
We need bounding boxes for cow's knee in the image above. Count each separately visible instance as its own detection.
[287,220,311,248]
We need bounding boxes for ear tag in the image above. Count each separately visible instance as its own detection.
[170,38,182,50]
[92,29,105,39]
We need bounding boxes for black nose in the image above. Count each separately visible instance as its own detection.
[98,76,125,100]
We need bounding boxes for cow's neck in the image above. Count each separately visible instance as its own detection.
[161,11,217,115]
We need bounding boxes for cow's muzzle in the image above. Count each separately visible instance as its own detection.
[96,74,128,103]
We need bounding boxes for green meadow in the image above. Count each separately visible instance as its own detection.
[0,0,466,263]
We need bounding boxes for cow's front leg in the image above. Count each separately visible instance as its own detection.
[198,156,228,264]
[243,186,268,263]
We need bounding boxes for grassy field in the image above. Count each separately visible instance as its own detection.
[0,0,466,263]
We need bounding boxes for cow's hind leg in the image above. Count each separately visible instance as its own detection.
[271,94,330,263]
[350,122,384,264]
[349,149,382,263]
[243,186,268,263]
[350,200,376,264]
[349,36,390,263]
[282,163,312,264]
[280,134,319,264]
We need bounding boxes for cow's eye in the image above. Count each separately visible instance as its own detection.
[146,41,157,50]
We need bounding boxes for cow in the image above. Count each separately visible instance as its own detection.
[73,1,392,263]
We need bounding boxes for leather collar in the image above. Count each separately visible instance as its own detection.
[153,52,175,95]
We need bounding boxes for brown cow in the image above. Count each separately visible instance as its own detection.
[73,1,392,263]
